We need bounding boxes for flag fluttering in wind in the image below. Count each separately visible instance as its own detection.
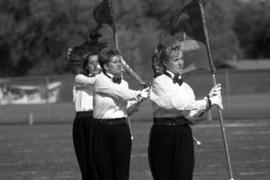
[169,0,206,43]
[93,0,118,49]
[93,0,146,85]
[93,0,115,31]
[67,0,115,70]
[158,0,209,73]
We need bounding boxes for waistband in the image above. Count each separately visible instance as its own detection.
[93,118,126,125]
[153,117,188,126]
[76,111,93,118]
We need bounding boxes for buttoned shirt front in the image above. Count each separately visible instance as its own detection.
[150,71,207,121]
[93,73,140,119]
[73,74,98,112]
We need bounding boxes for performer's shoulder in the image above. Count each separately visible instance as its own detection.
[76,73,101,80]
[182,82,193,91]
[152,74,169,83]
[95,72,105,78]
[121,79,129,86]
[74,73,84,78]
[95,72,110,85]
[94,72,102,78]
[74,74,87,81]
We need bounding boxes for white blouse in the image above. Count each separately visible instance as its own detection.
[93,73,140,119]
[73,74,98,112]
[150,71,208,121]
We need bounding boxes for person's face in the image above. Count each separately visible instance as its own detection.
[164,50,184,74]
[104,55,122,76]
[86,55,99,74]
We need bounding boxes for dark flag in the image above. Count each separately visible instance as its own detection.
[93,0,117,49]
[93,0,115,30]
[158,0,209,73]
[169,0,206,43]
[67,0,116,70]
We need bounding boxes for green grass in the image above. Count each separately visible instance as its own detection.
[1,120,270,180]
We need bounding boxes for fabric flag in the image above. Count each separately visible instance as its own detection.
[159,0,209,73]
[93,0,115,30]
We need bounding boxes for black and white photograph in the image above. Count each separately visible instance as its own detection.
[0,0,270,179]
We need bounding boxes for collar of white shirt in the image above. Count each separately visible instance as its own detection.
[166,70,182,79]
[104,72,122,84]
[105,72,113,78]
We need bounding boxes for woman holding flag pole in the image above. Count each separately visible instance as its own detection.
[149,40,223,180]
[92,48,149,180]
[147,0,235,178]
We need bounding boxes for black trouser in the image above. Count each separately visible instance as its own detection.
[73,111,98,180]
[92,118,132,180]
[148,118,194,180]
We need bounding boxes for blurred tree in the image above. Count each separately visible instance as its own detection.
[0,0,247,77]
[0,37,13,76]
[233,0,270,58]
[102,0,162,78]
[0,0,99,76]
[144,0,185,29]
[202,0,243,65]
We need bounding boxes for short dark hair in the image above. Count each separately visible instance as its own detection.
[98,48,121,73]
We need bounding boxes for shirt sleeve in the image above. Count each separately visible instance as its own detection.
[182,99,208,121]
[126,100,141,116]
[74,74,96,87]
[95,75,139,101]
[150,76,208,120]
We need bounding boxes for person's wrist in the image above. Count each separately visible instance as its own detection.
[136,93,144,102]
[206,95,211,108]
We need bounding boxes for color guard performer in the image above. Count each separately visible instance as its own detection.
[92,48,149,180]
[149,41,223,180]
[69,48,101,180]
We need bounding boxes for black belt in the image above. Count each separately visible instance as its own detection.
[153,117,188,126]
[93,118,126,125]
[76,111,93,118]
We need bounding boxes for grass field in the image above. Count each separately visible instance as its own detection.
[0,93,270,180]
[0,120,270,180]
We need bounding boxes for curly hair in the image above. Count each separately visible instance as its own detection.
[152,48,165,77]
[152,41,183,76]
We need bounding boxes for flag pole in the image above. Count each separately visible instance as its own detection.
[108,0,146,86]
[198,0,234,179]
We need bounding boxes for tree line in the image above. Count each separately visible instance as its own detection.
[0,0,269,77]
